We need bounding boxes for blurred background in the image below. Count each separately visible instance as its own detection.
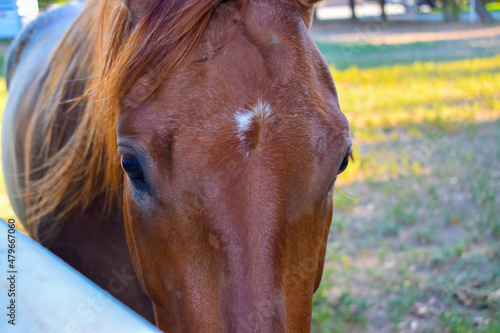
[1,1,499,332]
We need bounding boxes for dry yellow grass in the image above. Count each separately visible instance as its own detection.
[334,55,500,185]
[0,78,15,219]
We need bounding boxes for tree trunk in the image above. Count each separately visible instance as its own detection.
[380,0,387,21]
[350,0,358,21]
[474,0,494,22]
[442,0,459,22]
[312,8,320,25]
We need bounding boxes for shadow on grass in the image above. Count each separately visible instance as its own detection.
[0,39,14,78]
[0,55,4,79]
[317,38,500,70]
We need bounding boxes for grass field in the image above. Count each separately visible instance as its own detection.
[317,37,500,70]
[1,36,499,332]
[310,44,500,332]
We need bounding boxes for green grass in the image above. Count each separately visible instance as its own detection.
[440,311,500,333]
[312,252,369,332]
[311,48,500,331]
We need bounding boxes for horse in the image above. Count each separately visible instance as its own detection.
[2,0,352,331]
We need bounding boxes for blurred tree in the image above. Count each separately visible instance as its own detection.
[380,0,387,20]
[347,0,385,20]
[349,0,358,20]
[474,0,494,22]
[312,7,320,24]
[441,0,495,22]
[442,0,460,21]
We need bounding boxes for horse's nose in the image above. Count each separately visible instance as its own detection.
[217,215,287,332]
[221,274,287,333]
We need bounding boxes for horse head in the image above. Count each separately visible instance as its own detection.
[114,0,351,331]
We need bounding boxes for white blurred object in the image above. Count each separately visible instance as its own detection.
[17,0,39,24]
[0,0,38,37]
[317,3,407,20]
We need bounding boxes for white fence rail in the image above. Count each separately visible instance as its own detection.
[0,219,160,333]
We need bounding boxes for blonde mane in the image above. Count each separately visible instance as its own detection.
[24,0,223,240]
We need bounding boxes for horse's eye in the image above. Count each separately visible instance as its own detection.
[338,156,349,175]
[121,154,145,182]
[338,149,353,175]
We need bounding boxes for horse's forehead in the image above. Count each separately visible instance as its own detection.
[198,0,310,60]
[119,0,345,154]
[120,73,343,155]
[123,102,345,191]
[122,0,321,110]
